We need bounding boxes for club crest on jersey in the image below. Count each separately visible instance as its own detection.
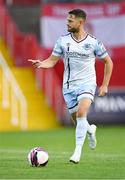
[83,44,91,50]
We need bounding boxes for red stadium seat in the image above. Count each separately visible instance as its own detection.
[9,0,41,6]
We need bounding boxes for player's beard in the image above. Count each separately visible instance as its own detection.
[67,27,79,33]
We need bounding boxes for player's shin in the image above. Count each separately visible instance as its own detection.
[70,116,88,163]
[87,120,93,134]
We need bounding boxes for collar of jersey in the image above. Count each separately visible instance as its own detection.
[71,33,88,43]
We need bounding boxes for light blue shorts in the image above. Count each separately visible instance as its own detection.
[63,84,96,114]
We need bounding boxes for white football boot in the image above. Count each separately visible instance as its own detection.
[88,124,97,150]
[69,146,82,164]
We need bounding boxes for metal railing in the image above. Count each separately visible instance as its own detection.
[0,52,27,130]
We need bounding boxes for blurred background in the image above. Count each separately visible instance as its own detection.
[0,0,125,132]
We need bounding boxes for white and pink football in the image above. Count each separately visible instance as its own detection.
[28,147,49,167]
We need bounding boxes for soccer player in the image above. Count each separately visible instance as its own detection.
[28,9,113,163]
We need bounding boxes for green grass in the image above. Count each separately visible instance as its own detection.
[0,126,125,179]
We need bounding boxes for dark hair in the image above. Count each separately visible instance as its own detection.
[68,9,86,20]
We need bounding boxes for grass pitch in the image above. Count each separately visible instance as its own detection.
[0,126,125,179]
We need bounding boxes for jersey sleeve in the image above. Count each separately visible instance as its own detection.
[94,40,108,59]
[52,37,63,57]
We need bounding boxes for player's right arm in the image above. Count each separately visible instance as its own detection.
[28,36,63,69]
[28,55,59,68]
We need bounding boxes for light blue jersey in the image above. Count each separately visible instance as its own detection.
[52,33,108,89]
[52,33,108,113]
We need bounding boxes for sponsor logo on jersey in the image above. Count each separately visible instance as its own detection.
[65,51,89,58]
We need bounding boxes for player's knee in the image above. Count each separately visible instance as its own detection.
[77,107,88,118]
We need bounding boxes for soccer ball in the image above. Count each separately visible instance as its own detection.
[27,147,49,167]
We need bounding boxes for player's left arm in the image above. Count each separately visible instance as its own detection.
[98,55,113,97]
